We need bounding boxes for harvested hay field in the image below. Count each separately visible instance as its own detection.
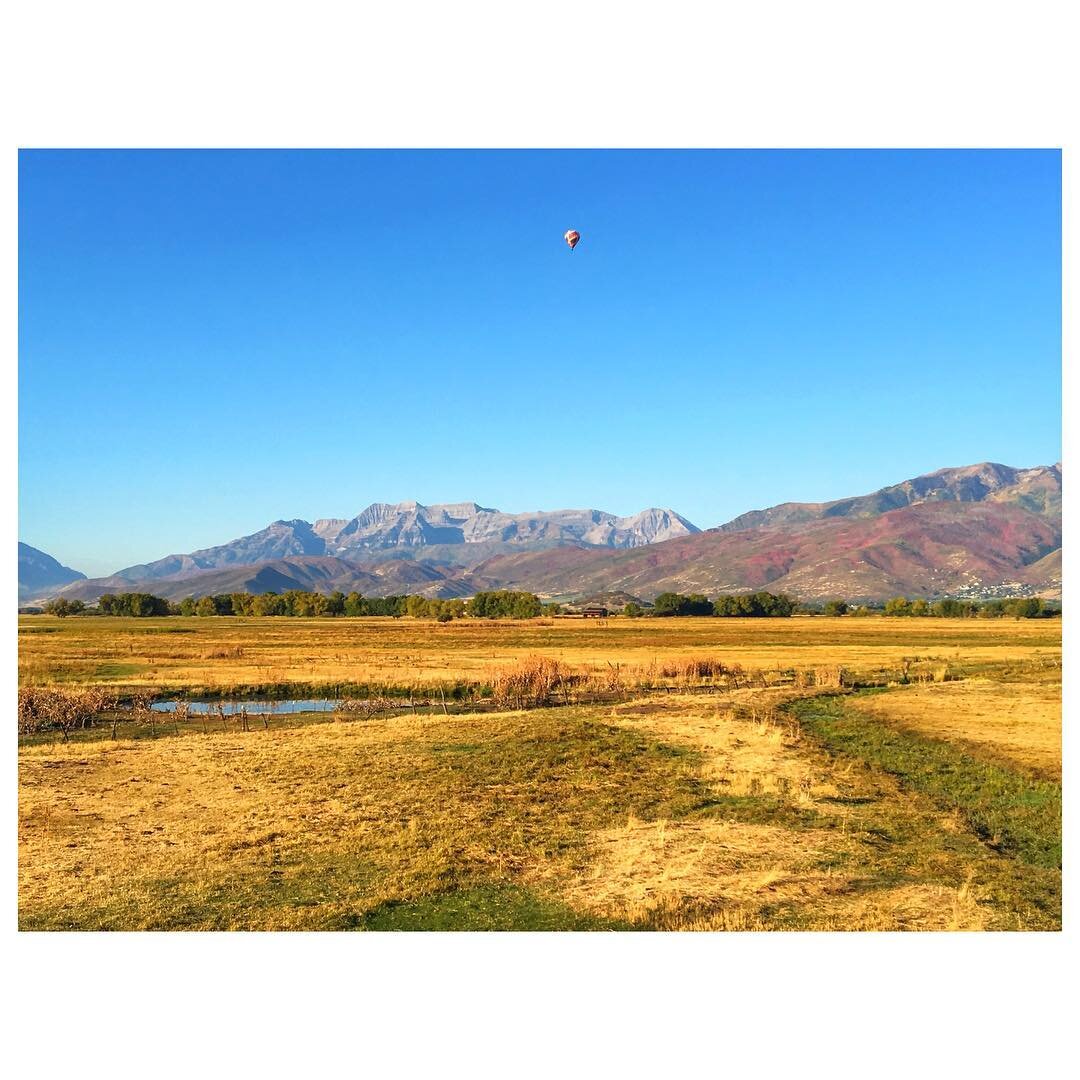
[845,677,1061,779]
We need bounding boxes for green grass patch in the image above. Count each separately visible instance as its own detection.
[792,694,1061,870]
[358,884,632,931]
[92,662,144,679]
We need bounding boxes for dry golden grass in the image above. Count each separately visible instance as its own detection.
[19,687,1058,930]
[555,814,838,920]
[18,703,708,930]
[18,615,1060,930]
[531,690,1053,930]
[17,614,1060,692]
[645,880,989,932]
[846,677,1062,779]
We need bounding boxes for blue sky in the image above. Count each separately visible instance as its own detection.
[19,150,1061,576]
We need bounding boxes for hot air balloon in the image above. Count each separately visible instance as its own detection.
[564,229,580,252]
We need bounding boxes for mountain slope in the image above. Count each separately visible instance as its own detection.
[469,501,1061,603]
[110,520,328,583]
[719,463,1061,533]
[18,543,86,601]
[57,555,476,603]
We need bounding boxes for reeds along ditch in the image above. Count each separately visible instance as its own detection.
[16,652,999,742]
[18,686,119,739]
[10,661,809,739]
[487,655,572,708]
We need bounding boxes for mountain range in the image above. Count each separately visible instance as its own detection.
[20,463,1062,605]
[102,503,700,584]
[18,542,86,602]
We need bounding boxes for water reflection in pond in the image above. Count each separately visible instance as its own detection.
[151,699,340,715]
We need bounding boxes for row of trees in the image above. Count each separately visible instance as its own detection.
[882,596,1057,619]
[98,593,171,616]
[640,591,799,618]
[42,589,1059,621]
[65,589,556,620]
[180,592,464,618]
[468,591,560,619]
[625,591,1058,619]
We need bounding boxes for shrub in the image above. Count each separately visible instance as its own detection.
[18,686,116,739]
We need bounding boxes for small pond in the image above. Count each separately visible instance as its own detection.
[151,699,340,715]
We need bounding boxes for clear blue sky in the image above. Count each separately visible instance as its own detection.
[19,150,1061,576]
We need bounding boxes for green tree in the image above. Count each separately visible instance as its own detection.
[931,599,967,618]
[1007,597,1043,619]
[253,592,286,616]
[884,597,911,617]
[405,595,431,618]
[124,593,166,616]
[653,592,684,616]
[623,601,644,618]
[325,591,346,616]
[466,591,543,619]
[179,597,197,616]
[366,595,405,616]
[823,599,849,617]
[713,591,796,618]
[511,593,542,618]
[196,596,217,617]
[44,598,84,617]
[230,593,253,617]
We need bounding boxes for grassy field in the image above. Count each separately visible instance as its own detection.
[842,676,1061,779]
[18,614,1061,930]
[17,614,1061,691]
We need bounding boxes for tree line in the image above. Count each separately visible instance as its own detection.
[623,591,1059,619]
[628,591,799,617]
[880,596,1057,619]
[54,589,558,620]
[41,588,1059,620]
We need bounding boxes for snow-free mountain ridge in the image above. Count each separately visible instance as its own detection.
[103,502,701,584]
[23,464,1062,605]
[18,542,86,601]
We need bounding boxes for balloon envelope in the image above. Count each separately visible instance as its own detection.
[564,229,580,250]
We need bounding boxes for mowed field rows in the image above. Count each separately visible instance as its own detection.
[18,615,1061,930]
